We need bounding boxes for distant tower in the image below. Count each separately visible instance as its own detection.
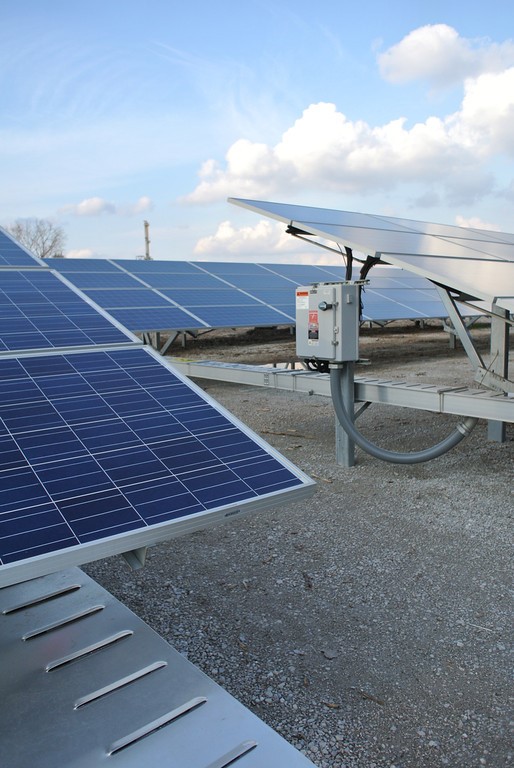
[144,220,151,260]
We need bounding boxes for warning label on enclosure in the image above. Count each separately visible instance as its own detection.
[308,310,319,342]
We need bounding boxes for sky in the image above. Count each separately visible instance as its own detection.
[2,0,514,263]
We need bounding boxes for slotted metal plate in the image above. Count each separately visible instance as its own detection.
[0,568,316,767]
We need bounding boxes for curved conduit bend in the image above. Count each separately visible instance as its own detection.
[330,366,478,465]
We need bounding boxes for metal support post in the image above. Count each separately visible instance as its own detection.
[335,362,355,467]
[487,306,510,442]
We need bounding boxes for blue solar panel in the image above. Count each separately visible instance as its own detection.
[118,260,206,274]
[0,270,133,351]
[84,289,174,308]
[134,272,227,289]
[200,262,275,275]
[186,305,293,327]
[161,288,259,307]
[46,258,122,273]
[107,307,207,331]
[48,258,459,333]
[0,229,42,267]
[0,347,313,581]
[58,272,141,289]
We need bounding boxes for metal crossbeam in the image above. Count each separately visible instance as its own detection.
[170,359,514,424]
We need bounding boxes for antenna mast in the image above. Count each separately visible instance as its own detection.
[144,220,151,260]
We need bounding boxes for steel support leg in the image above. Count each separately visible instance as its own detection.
[487,307,510,442]
[335,362,355,467]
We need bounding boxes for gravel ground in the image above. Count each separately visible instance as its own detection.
[85,325,513,768]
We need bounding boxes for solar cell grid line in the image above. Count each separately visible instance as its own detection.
[0,226,45,267]
[0,345,314,586]
[0,268,137,353]
[160,288,261,307]
[45,257,124,273]
[115,259,207,274]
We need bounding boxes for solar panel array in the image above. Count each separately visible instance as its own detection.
[0,270,134,352]
[46,256,454,332]
[229,198,514,316]
[0,230,314,586]
[0,228,43,267]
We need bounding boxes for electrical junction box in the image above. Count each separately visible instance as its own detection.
[295,282,360,362]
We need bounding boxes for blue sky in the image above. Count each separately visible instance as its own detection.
[2,0,514,262]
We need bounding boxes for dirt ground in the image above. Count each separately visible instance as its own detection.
[85,321,513,768]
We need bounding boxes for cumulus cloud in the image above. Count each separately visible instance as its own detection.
[65,248,97,258]
[455,215,498,230]
[378,24,514,87]
[184,99,499,205]
[120,196,154,215]
[184,44,514,208]
[60,197,116,216]
[194,219,297,256]
[194,219,340,264]
[60,195,153,217]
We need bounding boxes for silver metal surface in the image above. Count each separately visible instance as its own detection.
[0,568,316,767]
[229,199,514,313]
[170,359,514,424]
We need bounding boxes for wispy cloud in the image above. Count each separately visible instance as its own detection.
[60,196,153,217]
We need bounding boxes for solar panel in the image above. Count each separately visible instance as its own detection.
[46,257,123,273]
[161,288,259,307]
[0,269,134,352]
[182,305,293,326]
[55,271,141,289]
[84,289,174,308]
[107,307,208,332]
[0,346,314,586]
[48,256,465,334]
[229,198,514,314]
[0,227,44,267]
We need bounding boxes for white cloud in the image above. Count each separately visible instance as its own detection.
[455,215,498,231]
[194,219,296,255]
[378,24,514,87]
[65,247,97,258]
[185,53,514,209]
[119,196,154,215]
[60,195,154,217]
[61,197,116,216]
[194,218,341,265]
[133,195,153,213]
[184,101,483,205]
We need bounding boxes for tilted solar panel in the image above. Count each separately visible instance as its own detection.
[0,346,314,586]
[229,198,514,313]
[0,228,44,267]
[107,307,208,332]
[48,256,462,333]
[0,269,134,352]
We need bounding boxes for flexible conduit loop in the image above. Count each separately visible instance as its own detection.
[330,366,478,464]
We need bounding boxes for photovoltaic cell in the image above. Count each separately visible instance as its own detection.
[0,228,42,267]
[0,347,313,584]
[0,269,133,351]
[107,307,207,331]
[48,256,461,334]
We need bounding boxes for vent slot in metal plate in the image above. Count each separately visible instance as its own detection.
[0,568,316,767]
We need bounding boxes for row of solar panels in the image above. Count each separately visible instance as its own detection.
[40,256,456,333]
[0,228,314,585]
